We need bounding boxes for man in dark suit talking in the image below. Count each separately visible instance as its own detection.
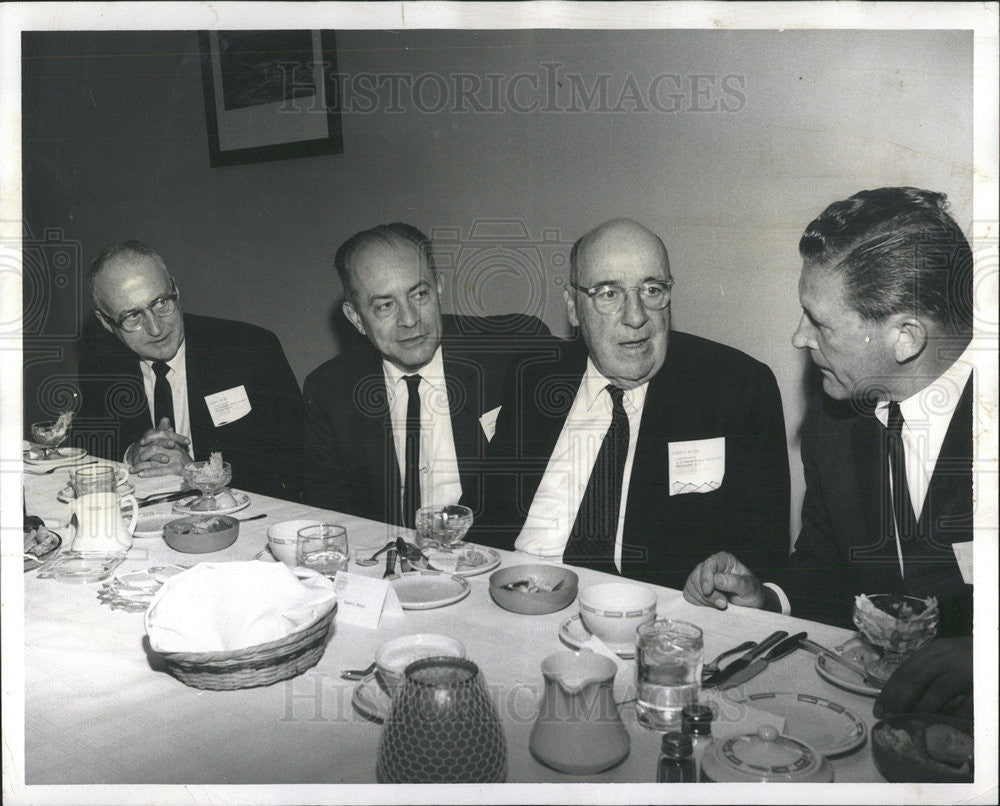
[302,222,550,526]
[76,240,304,500]
[473,218,790,593]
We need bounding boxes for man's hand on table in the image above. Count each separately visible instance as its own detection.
[874,637,973,720]
[127,417,191,477]
[683,551,779,611]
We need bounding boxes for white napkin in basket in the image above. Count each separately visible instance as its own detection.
[145,562,337,653]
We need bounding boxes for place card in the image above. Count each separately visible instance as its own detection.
[332,571,404,629]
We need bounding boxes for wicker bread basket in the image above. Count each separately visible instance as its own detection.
[156,603,336,690]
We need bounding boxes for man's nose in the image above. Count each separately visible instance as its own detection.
[791,314,814,350]
[397,298,419,328]
[143,309,164,337]
[621,288,649,328]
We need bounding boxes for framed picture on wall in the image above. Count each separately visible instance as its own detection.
[198,30,343,167]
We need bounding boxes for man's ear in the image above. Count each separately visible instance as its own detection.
[564,286,579,328]
[893,317,928,364]
[342,301,366,336]
[95,310,114,334]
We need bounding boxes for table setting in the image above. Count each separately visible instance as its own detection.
[18,446,973,789]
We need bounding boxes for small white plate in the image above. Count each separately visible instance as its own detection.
[23,446,87,466]
[132,513,181,539]
[387,570,471,610]
[58,481,135,503]
[352,673,391,723]
[425,546,501,577]
[172,492,250,516]
[734,692,868,757]
[814,654,881,697]
[558,614,635,659]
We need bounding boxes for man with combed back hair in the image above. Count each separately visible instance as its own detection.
[302,222,551,527]
[684,188,975,718]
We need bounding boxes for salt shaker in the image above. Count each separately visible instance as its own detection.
[656,732,696,783]
[681,703,714,781]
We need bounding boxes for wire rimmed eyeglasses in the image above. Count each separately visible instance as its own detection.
[96,279,180,332]
[570,279,674,316]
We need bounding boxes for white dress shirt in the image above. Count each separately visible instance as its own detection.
[874,345,974,579]
[136,339,193,457]
[514,358,648,572]
[383,347,462,511]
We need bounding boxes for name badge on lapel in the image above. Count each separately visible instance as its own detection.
[204,385,252,427]
[668,437,725,495]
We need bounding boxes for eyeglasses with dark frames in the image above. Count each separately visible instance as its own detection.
[97,279,180,332]
[570,278,674,316]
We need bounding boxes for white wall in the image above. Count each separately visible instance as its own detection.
[22,28,973,544]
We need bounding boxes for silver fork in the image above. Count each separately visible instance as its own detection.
[702,640,757,681]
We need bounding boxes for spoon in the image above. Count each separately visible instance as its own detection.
[356,541,393,567]
[341,661,377,681]
[237,513,267,522]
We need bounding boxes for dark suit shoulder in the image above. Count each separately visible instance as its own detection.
[183,313,284,349]
[667,331,775,379]
[303,342,381,393]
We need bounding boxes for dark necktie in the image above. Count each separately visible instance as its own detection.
[886,402,919,566]
[152,361,174,427]
[402,374,422,529]
[563,385,629,575]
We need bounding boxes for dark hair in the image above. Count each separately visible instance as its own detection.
[86,239,167,301]
[799,187,973,336]
[335,223,435,301]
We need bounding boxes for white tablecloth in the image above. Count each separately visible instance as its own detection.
[20,468,887,790]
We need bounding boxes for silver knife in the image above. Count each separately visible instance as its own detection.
[717,632,807,690]
[704,630,789,689]
[137,490,196,509]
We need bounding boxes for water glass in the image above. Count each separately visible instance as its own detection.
[635,619,704,731]
[69,465,119,496]
[296,524,349,579]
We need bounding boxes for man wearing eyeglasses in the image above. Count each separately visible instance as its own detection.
[302,223,551,527]
[473,218,789,590]
[76,240,304,500]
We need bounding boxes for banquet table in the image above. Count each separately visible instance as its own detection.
[22,467,888,786]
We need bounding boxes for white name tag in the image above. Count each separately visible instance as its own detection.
[479,405,501,442]
[204,385,252,427]
[332,571,404,629]
[668,437,725,495]
[952,541,973,585]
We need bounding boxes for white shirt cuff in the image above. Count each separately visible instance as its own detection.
[764,582,791,616]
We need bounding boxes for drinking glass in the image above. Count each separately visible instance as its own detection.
[296,524,350,579]
[635,619,704,731]
[69,465,120,496]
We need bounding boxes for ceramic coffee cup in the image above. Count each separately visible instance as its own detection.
[578,582,657,647]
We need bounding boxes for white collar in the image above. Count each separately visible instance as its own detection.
[141,338,186,373]
[383,345,446,400]
[875,342,974,427]
[580,357,647,415]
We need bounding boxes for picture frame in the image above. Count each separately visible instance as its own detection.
[198,29,343,167]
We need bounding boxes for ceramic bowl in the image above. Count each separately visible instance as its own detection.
[488,565,578,615]
[375,633,466,695]
[578,582,657,646]
[871,713,973,783]
[266,518,323,565]
[162,515,238,554]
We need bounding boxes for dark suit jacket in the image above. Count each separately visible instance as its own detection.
[778,378,973,636]
[302,313,553,524]
[472,331,791,592]
[75,313,304,501]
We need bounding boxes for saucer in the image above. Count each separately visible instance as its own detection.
[172,491,250,516]
[352,673,392,723]
[814,654,881,697]
[558,614,635,658]
[23,446,87,466]
[58,481,135,503]
[386,571,471,610]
